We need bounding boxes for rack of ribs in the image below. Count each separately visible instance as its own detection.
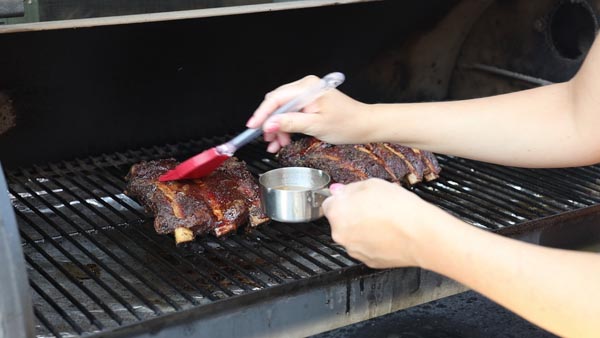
[277,137,441,185]
[125,158,269,244]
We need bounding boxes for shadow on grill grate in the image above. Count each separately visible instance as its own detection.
[8,136,600,337]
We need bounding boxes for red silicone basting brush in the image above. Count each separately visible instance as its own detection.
[159,72,345,182]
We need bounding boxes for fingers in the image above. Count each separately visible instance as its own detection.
[263,131,292,153]
[264,112,319,135]
[267,141,281,153]
[246,75,320,129]
[277,132,291,148]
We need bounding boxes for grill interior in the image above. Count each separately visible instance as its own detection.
[3,1,600,337]
[7,135,600,337]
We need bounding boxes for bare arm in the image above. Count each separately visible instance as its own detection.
[248,37,600,168]
[324,180,600,338]
[365,82,582,167]
[420,215,600,338]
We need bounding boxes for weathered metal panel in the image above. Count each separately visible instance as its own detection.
[0,164,34,338]
[0,0,24,19]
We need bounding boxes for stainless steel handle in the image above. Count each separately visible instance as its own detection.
[311,188,331,208]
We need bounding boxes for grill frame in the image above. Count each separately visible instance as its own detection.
[1,1,599,336]
[0,165,34,338]
[4,137,600,337]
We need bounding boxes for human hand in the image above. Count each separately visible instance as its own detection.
[246,75,370,153]
[322,179,450,269]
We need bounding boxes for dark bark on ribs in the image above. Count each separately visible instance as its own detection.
[125,158,269,243]
[277,137,441,185]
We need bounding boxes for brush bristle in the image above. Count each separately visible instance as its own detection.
[158,148,230,181]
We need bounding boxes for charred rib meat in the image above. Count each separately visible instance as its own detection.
[277,137,441,185]
[125,158,269,244]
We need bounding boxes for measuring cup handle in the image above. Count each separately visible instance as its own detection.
[311,188,331,208]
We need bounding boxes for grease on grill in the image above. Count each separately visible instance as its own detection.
[60,262,101,280]
[0,92,16,135]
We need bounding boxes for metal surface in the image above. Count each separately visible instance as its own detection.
[0,0,24,18]
[7,136,600,337]
[3,1,600,336]
[0,163,34,338]
[259,167,331,223]
[0,1,456,169]
[461,64,555,86]
[449,0,599,100]
[105,269,466,338]
[0,0,382,33]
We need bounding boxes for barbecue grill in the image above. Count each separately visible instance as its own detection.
[1,1,600,337]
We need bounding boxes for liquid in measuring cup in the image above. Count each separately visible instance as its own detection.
[272,185,310,191]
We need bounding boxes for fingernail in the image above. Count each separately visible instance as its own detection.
[267,142,278,153]
[246,116,256,128]
[263,120,280,133]
[329,183,345,194]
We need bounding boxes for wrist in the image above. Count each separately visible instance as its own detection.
[410,209,466,271]
[355,103,382,143]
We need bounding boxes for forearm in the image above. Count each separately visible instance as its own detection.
[363,81,600,167]
[418,217,600,338]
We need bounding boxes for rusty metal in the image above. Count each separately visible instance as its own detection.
[0,92,16,135]
[461,64,554,86]
[449,0,599,100]
[0,0,23,18]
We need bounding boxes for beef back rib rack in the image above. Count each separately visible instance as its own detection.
[1,1,600,337]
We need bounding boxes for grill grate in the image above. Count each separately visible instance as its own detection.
[7,136,600,337]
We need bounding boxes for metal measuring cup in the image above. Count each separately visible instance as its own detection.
[259,167,331,223]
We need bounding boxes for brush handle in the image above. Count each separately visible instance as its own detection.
[221,72,345,154]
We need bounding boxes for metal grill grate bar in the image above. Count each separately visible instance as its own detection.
[25,253,105,330]
[35,165,213,303]
[237,233,319,276]
[47,162,231,298]
[29,279,85,334]
[278,222,357,265]
[11,175,184,312]
[268,225,349,268]
[33,306,61,337]
[196,241,270,289]
[228,236,303,279]
[11,186,166,316]
[23,241,120,327]
[523,169,600,201]
[436,157,572,212]
[424,179,525,225]
[211,237,285,284]
[17,210,147,320]
[433,163,559,217]
[9,136,600,338]
[439,156,587,211]
[256,228,335,272]
[413,186,495,228]
[472,163,594,206]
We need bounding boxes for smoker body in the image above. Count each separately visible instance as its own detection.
[1,1,600,337]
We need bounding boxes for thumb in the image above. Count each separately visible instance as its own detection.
[329,183,345,195]
[264,112,319,135]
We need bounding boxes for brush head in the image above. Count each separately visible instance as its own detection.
[158,148,230,181]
